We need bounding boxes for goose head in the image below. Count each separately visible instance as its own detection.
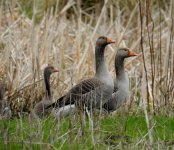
[116,48,138,59]
[96,36,115,47]
[44,66,59,77]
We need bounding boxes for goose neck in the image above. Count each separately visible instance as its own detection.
[115,56,125,77]
[95,45,107,76]
[44,73,51,99]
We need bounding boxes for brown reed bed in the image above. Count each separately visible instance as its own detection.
[0,0,173,118]
[0,1,174,149]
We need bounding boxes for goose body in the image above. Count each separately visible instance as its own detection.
[105,73,129,111]
[104,48,138,112]
[62,76,113,110]
[30,66,58,119]
[51,36,115,111]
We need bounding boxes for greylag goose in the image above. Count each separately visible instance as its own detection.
[103,48,138,112]
[0,82,11,119]
[30,66,58,119]
[49,36,115,117]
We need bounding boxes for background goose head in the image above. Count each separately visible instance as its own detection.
[96,36,115,47]
[44,66,59,78]
[116,48,138,59]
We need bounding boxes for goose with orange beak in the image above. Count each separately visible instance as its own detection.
[104,48,138,112]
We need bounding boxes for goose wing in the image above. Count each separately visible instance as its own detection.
[51,77,103,108]
[70,77,102,95]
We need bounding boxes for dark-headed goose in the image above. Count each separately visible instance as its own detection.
[30,66,58,119]
[103,48,138,112]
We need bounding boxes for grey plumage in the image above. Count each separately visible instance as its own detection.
[52,104,76,119]
[31,100,54,119]
[104,48,138,112]
[30,66,58,119]
[50,36,115,111]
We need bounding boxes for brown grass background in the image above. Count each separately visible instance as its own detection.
[0,0,173,116]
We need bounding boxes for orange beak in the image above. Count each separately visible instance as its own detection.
[128,51,138,57]
[106,38,116,44]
